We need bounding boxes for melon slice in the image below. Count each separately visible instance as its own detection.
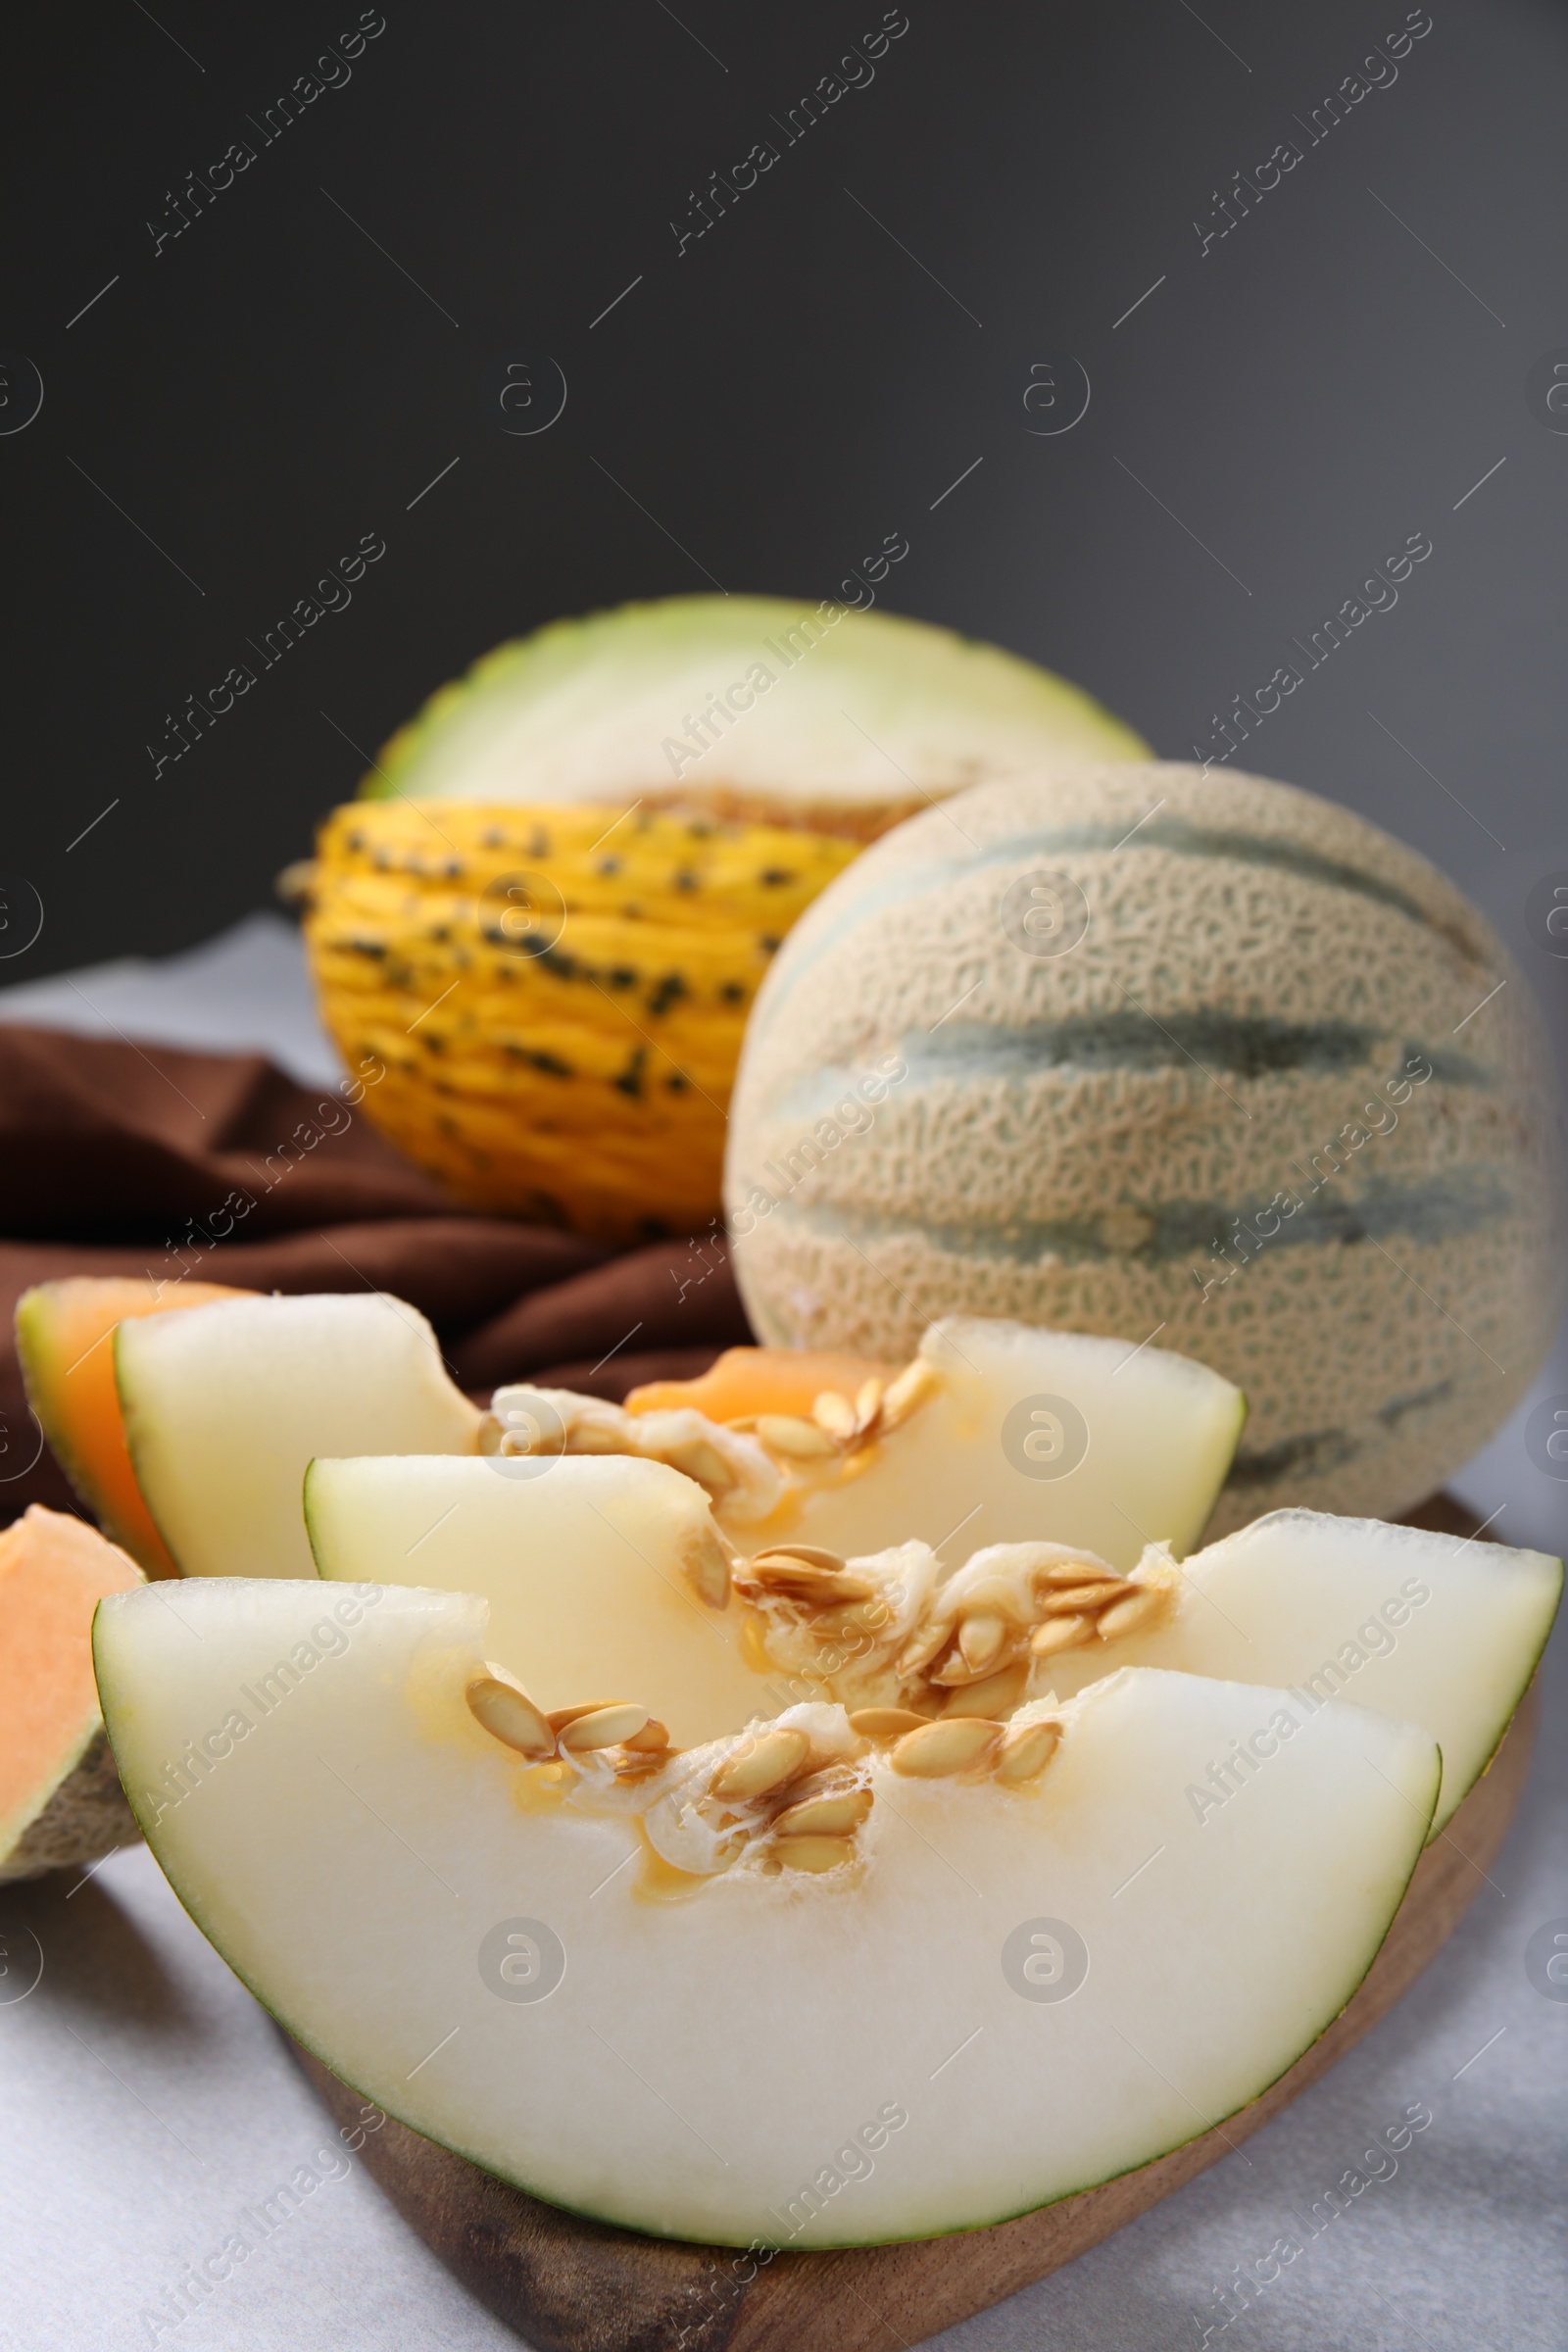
[117,1294,481,1580]
[306,1458,1557,1828]
[0,1505,144,1881]
[305,1454,761,1748]
[17,1277,253,1575]
[1035,1508,1562,1833]
[93,1575,1437,2247]
[488,1316,1247,1570]
[365,595,1149,823]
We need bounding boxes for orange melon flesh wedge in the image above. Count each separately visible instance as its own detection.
[0,1504,143,1881]
[17,1277,252,1577]
[624,1345,898,1423]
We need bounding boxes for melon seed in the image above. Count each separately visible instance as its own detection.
[751,1544,851,1573]
[896,1622,951,1675]
[773,1788,873,1837]
[547,1702,612,1731]
[811,1390,858,1442]
[773,1834,857,1873]
[663,1440,737,1496]
[854,1377,885,1434]
[756,1415,838,1459]
[1030,1614,1096,1657]
[1037,1559,1116,1588]
[466,1670,556,1759]
[684,1523,733,1609]
[994,1722,1061,1784]
[710,1726,811,1802]
[957,1610,1008,1672]
[878,1357,939,1432]
[928,1649,986,1686]
[847,1706,933,1739]
[1037,1581,1129,1616]
[890,1718,1000,1777]
[940,1661,1029,1719]
[1097,1587,1164,1641]
[619,1718,671,1753]
[560,1704,651,1752]
[747,1561,877,1606]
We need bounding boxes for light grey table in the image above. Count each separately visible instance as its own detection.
[2,920,1564,2352]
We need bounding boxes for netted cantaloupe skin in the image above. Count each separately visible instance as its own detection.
[305,801,859,1242]
[724,762,1567,1531]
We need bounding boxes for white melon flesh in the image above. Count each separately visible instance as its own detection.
[118,1295,479,1579]
[307,1468,1556,1833]
[305,1454,763,1747]
[768,1317,1243,1567]
[490,1315,1245,1570]
[1040,1509,1562,1833]
[94,1579,1437,2247]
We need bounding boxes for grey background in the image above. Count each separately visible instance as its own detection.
[2,4,1567,2347]
[2,0,1565,1075]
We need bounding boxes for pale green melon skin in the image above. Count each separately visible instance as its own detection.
[724,763,1567,1533]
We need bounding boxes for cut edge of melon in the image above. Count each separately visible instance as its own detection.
[114,1292,484,1581]
[0,1504,145,1880]
[1184,1508,1560,1838]
[17,1277,253,1577]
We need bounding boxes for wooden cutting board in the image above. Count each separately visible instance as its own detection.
[292,1494,1535,2352]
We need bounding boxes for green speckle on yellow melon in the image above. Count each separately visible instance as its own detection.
[723,762,1567,1529]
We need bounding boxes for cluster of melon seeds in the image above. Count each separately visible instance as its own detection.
[479,1385,788,1525]
[905,1544,1172,1690]
[734,1539,1174,1721]
[464,1681,1067,1886]
[732,1356,939,1466]
[466,1665,673,1766]
[866,1709,1062,1785]
[732,1542,935,1703]
[302,799,859,1238]
[476,1357,946,1530]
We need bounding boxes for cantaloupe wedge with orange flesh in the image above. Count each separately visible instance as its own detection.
[0,1504,143,1881]
[17,1278,253,1576]
[625,1347,898,1424]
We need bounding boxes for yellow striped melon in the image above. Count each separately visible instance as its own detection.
[300,597,1146,1241]
[723,761,1567,1529]
[305,801,858,1238]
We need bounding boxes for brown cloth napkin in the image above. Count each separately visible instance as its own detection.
[0,1024,751,1526]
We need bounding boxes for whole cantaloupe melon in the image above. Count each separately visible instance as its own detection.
[723,762,1567,1531]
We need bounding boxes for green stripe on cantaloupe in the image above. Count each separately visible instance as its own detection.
[724,761,1567,1533]
[771,1170,1512,1270]
[745,815,1493,1031]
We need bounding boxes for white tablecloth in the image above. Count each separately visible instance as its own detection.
[2,920,1564,2352]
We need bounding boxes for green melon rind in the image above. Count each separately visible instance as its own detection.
[362,596,1150,807]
